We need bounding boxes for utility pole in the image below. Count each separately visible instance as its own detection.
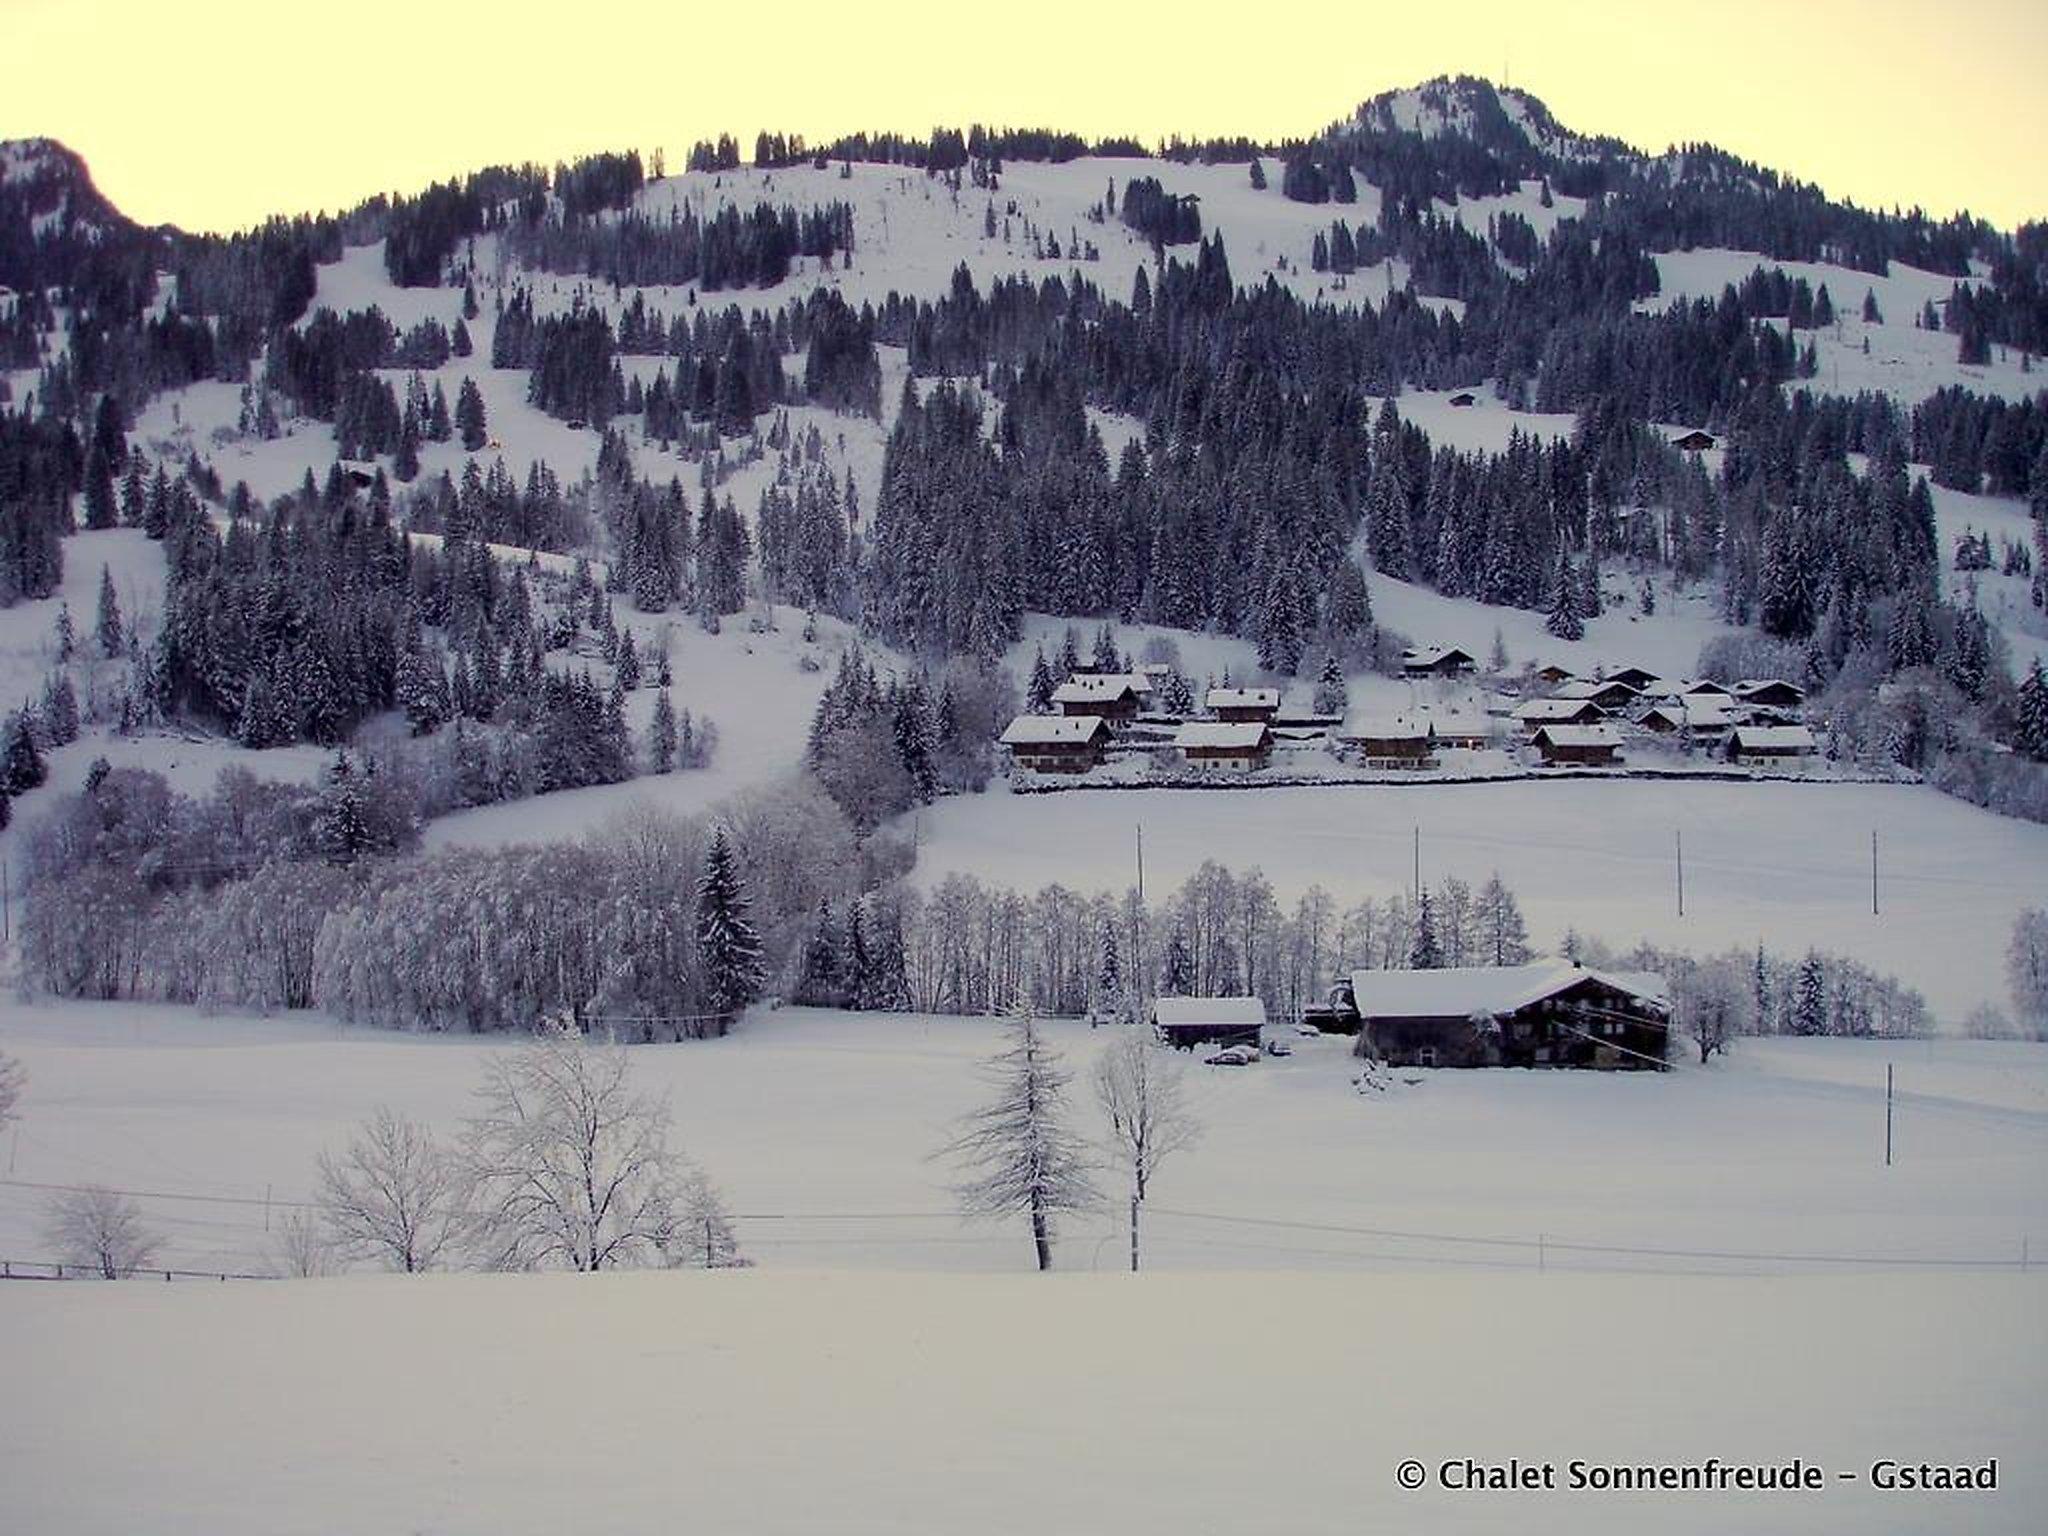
[1412,826,1421,900]
[1130,1193,1141,1274]
[1871,830,1879,916]
[1885,1063,1894,1168]
[1675,829,1684,917]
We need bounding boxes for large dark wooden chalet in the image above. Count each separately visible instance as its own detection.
[1401,645,1477,679]
[1054,675,1144,725]
[1000,714,1108,773]
[1329,962,1669,1070]
[1205,686,1281,723]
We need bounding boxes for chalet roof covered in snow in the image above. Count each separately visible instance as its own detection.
[1554,678,1638,702]
[1151,995,1268,1028]
[1513,697,1604,722]
[1053,675,1143,704]
[1338,713,1431,742]
[1205,686,1280,710]
[1175,722,1272,750]
[1534,724,1622,748]
[1401,645,1475,669]
[1349,961,1668,1020]
[1733,678,1806,700]
[1730,725,1817,752]
[1000,714,1107,746]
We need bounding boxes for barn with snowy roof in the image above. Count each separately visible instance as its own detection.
[1330,961,1669,1070]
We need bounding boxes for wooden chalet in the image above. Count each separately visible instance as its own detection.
[1603,666,1661,692]
[1533,663,1576,686]
[1533,723,1623,765]
[1681,678,1733,698]
[1053,675,1143,725]
[1672,429,1716,452]
[1554,677,1640,711]
[1205,686,1281,723]
[1338,715,1438,769]
[1512,697,1606,736]
[1420,706,1492,750]
[1727,724,1817,767]
[1448,391,1478,407]
[1151,996,1266,1051]
[1401,645,1478,679]
[1333,962,1670,1069]
[1000,714,1108,773]
[1175,721,1273,771]
[1641,699,1737,737]
[1732,678,1806,712]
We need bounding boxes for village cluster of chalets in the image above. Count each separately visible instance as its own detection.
[1000,642,1820,785]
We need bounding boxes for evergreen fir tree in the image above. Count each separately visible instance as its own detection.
[696,827,765,1027]
[1027,646,1056,713]
[1312,651,1348,716]
[0,717,46,800]
[1792,951,1827,1036]
[1544,554,1585,640]
[1095,920,1125,1023]
[95,565,123,658]
[457,378,489,452]
[1162,929,1194,995]
[650,687,678,772]
[313,750,371,865]
[1409,890,1443,969]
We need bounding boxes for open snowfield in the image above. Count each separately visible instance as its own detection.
[911,781,2048,1022]
[0,1001,2042,1534]
[2,1002,2041,1277]
[1,1266,2040,1536]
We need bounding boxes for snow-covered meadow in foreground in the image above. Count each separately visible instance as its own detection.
[2,1268,2041,1536]
[0,1000,2043,1534]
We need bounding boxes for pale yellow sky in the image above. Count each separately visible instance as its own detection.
[4,0,2043,234]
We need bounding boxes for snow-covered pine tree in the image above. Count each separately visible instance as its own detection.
[1027,646,1056,713]
[1409,889,1443,969]
[1095,920,1125,1024]
[696,827,765,1029]
[313,750,371,866]
[457,377,488,453]
[1312,651,1348,716]
[1792,951,1827,1035]
[95,566,123,658]
[650,688,678,772]
[1545,553,1585,640]
[1162,929,1194,995]
[943,1004,1101,1271]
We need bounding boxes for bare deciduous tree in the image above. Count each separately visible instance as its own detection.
[1674,955,1746,1065]
[271,1210,337,1278]
[462,1032,691,1272]
[1096,1027,1200,1270]
[943,1008,1100,1271]
[317,1107,467,1273]
[672,1170,748,1269]
[44,1184,161,1278]
[0,1048,23,1130]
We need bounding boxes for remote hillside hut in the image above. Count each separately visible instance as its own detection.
[1331,962,1669,1069]
[1001,714,1109,773]
[1151,996,1266,1051]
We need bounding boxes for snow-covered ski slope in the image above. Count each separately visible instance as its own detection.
[1,1265,2039,1536]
